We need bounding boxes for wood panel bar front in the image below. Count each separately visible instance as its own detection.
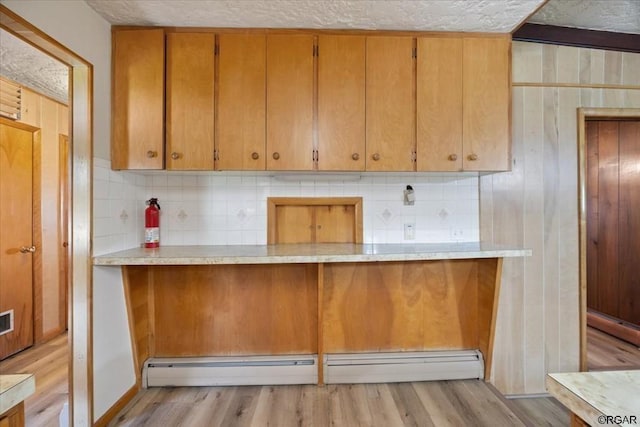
[120,256,505,384]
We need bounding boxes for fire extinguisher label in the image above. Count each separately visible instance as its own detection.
[145,227,159,244]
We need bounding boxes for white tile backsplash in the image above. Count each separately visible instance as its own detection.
[93,162,481,249]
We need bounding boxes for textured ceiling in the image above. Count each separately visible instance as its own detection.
[529,0,640,35]
[2,0,638,109]
[84,0,544,32]
[0,29,68,103]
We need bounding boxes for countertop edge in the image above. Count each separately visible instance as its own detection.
[93,246,532,266]
[0,374,35,415]
[546,374,602,427]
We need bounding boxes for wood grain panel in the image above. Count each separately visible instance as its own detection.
[322,260,478,352]
[416,37,463,171]
[315,204,358,243]
[596,121,620,317]
[463,37,511,171]
[585,121,599,311]
[152,265,318,356]
[122,266,152,382]
[617,121,640,325]
[274,205,315,243]
[477,258,501,380]
[317,35,365,171]
[216,33,266,170]
[266,35,314,170]
[111,29,164,170]
[365,36,415,171]
[166,32,215,170]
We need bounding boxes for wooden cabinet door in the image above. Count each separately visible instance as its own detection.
[217,33,266,170]
[365,36,415,172]
[416,37,463,171]
[266,35,314,171]
[112,29,164,170]
[166,32,215,170]
[462,37,511,171]
[317,35,366,171]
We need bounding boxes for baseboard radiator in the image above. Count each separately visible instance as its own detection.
[324,350,484,384]
[142,350,483,387]
[142,355,318,388]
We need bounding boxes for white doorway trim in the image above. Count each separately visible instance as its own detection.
[0,5,94,425]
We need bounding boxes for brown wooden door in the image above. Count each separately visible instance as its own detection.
[166,32,215,170]
[587,120,640,326]
[462,37,511,171]
[266,35,314,171]
[0,121,36,359]
[416,37,463,171]
[317,35,366,171]
[365,36,415,172]
[216,33,266,170]
[111,29,164,170]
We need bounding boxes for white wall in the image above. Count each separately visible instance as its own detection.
[0,1,129,422]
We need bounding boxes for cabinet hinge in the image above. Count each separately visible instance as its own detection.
[412,47,417,59]
[312,150,318,162]
[313,45,318,57]
[214,44,219,56]
[214,149,219,161]
[412,151,417,162]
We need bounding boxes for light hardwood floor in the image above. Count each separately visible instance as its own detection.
[3,327,638,426]
[587,326,640,370]
[0,333,68,427]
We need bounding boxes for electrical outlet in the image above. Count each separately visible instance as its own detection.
[404,223,415,240]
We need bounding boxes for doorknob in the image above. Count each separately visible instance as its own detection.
[20,246,36,253]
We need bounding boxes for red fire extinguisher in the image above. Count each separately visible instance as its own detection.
[145,198,161,248]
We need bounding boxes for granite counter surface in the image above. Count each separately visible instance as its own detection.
[93,242,531,266]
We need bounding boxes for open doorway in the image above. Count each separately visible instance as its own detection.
[578,108,640,372]
[0,5,93,425]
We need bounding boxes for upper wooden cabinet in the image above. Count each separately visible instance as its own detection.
[111,29,511,173]
[166,33,216,170]
[416,37,463,171]
[365,37,416,172]
[417,36,510,172]
[462,37,511,171]
[317,35,366,171]
[266,35,315,171]
[112,29,164,170]
[216,34,266,170]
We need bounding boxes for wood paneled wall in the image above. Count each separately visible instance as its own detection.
[480,42,640,394]
[14,84,69,341]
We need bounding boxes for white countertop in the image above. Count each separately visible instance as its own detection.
[93,242,531,266]
[0,374,35,414]
[547,370,640,427]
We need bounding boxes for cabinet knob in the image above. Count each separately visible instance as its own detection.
[272,152,280,160]
[146,150,157,158]
[171,152,181,160]
[372,153,380,161]
[468,153,478,161]
[352,153,360,161]
[448,154,458,161]
[251,152,260,160]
